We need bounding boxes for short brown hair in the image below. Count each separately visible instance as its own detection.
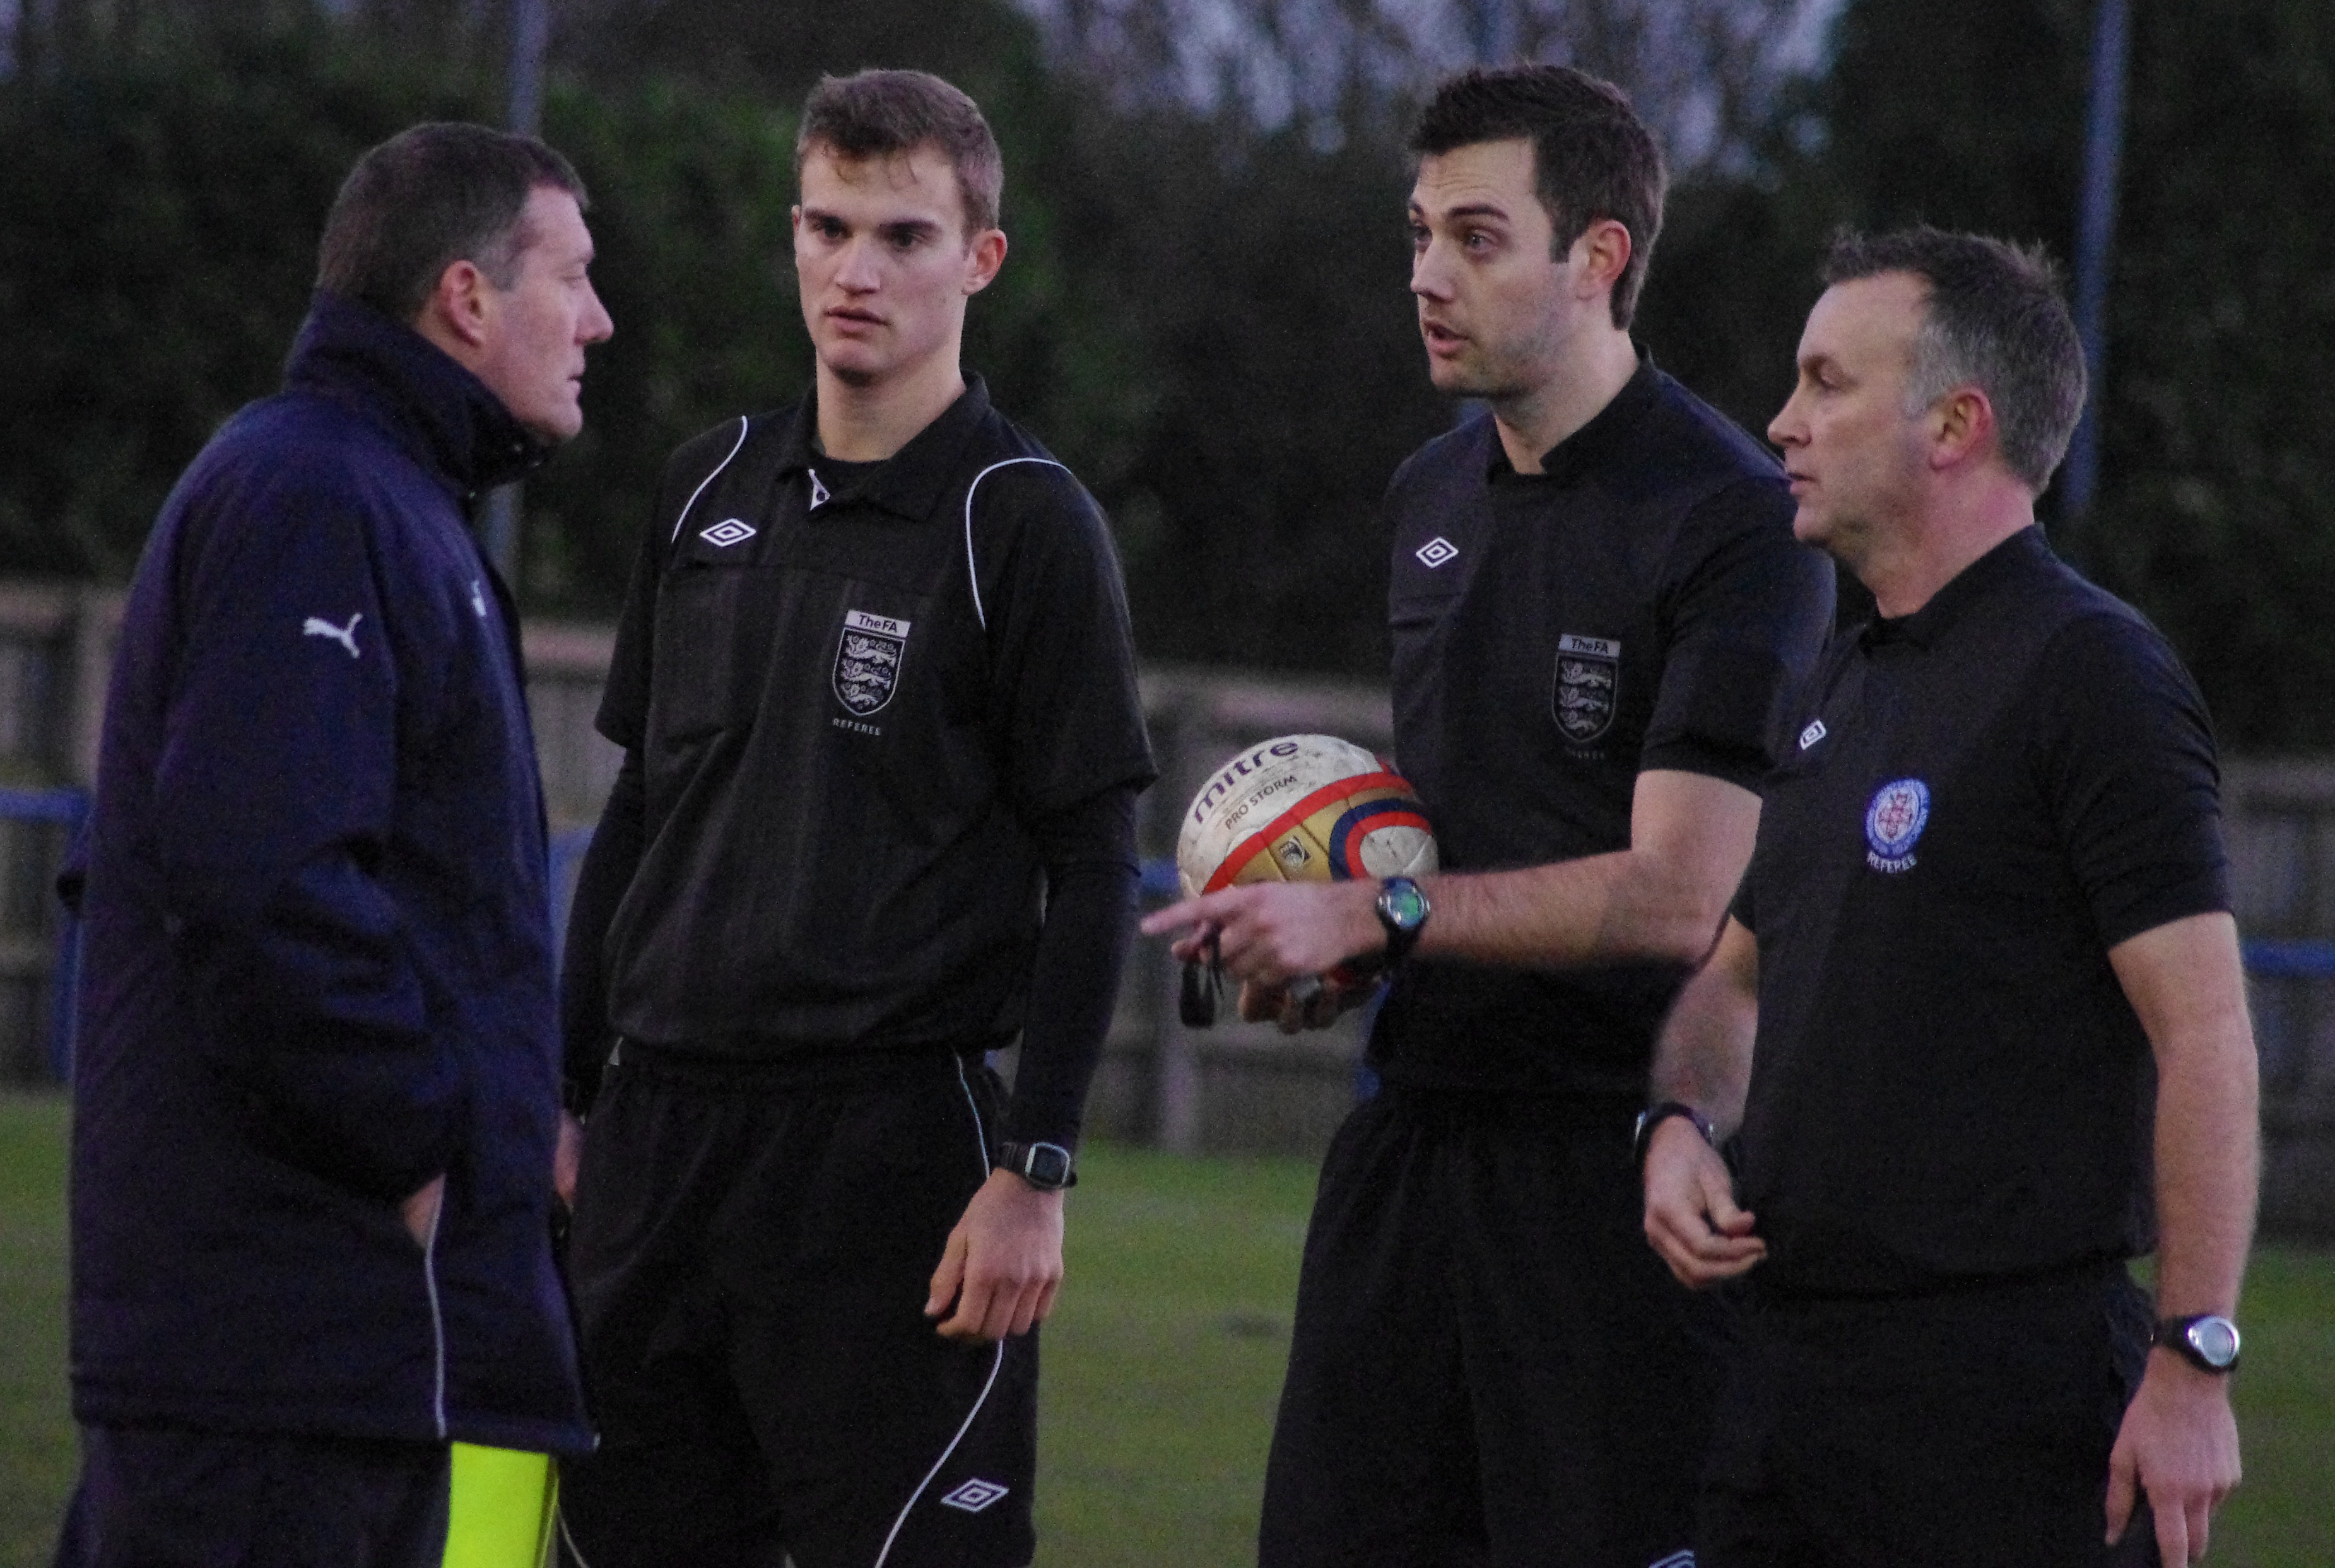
[317,122,587,324]
[1411,65,1667,330]
[795,69,1004,238]
[1823,227,2087,493]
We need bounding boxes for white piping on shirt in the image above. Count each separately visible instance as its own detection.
[962,458,1069,631]
[669,417,751,544]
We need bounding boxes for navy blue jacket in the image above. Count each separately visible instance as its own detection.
[68,293,592,1453]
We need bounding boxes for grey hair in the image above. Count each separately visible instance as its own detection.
[1823,226,2087,492]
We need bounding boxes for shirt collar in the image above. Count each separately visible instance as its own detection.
[775,375,994,522]
[1862,525,2054,651]
[1486,346,1661,486]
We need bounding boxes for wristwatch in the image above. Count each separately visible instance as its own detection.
[1632,1101,1717,1170]
[997,1140,1077,1191]
[2153,1313,2241,1374]
[1374,877,1432,968]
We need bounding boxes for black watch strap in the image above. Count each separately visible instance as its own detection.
[997,1140,1077,1190]
[1632,1101,1717,1170]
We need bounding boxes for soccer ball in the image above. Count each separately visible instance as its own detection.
[1176,734,1438,899]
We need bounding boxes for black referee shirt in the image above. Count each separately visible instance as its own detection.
[594,378,1155,1055]
[1373,354,1835,1094]
[1734,527,2229,1296]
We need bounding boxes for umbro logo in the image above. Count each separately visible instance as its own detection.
[939,1478,1008,1513]
[700,518,757,548]
[1415,536,1459,569]
[1799,719,1827,751]
[808,470,831,510]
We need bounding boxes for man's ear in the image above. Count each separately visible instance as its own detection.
[1928,387,1998,472]
[415,258,493,351]
[962,228,1008,298]
[1570,218,1633,303]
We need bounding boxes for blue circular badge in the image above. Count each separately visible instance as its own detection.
[1864,778,1930,870]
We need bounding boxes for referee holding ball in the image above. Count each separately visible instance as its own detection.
[1146,64,1833,1568]
[1642,229,2256,1567]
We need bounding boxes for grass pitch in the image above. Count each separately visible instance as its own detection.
[3,1093,2329,1567]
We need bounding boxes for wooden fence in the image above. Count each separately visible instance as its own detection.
[2,582,2328,1235]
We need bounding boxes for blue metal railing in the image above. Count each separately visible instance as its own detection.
[0,786,94,1080]
[2238,939,2335,980]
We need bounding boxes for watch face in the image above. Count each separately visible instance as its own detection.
[2188,1317,2241,1367]
[1381,880,1428,931]
[1026,1144,1073,1187]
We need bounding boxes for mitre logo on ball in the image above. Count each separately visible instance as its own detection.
[1176,734,1438,900]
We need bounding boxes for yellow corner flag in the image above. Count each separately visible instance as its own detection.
[444,1443,558,1568]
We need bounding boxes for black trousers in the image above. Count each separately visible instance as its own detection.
[557,1045,1037,1568]
[54,1425,449,1568]
[1259,1086,1733,1568]
[1699,1264,2164,1568]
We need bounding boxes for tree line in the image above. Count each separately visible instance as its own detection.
[2,0,2330,745]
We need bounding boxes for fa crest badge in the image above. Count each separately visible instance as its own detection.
[1553,633,1620,744]
[1864,778,1930,873]
[833,610,911,717]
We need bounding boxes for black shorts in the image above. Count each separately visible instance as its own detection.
[1699,1264,2162,1568]
[556,1045,1037,1568]
[1259,1086,1734,1568]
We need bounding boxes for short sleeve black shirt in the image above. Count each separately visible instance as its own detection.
[596,378,1156,1055]
[1372,356,1835,1094]
[1734,527,2229,1294]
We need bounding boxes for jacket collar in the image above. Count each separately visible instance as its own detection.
[283,291,550,503]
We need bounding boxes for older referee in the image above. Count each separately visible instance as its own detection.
[1642,229,2256,1567]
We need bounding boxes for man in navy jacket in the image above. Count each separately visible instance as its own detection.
[59,122,611,1566]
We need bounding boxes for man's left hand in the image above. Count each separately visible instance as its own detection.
[1141,881,1382,986]
[1238,975,1368,1034]
[926,1167,1067,1342]
[554,1110,584,1210]
[2105,1352,2241,1564]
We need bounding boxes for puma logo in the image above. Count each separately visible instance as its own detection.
[302,613,363,660]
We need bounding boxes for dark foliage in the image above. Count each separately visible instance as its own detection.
[3,0,2332,744]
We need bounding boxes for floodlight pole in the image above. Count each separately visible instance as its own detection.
[481,0,550,582]
[2064,0,2131,522]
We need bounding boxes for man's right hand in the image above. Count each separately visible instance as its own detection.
[1642,1118,1764,1287]
[401,1174,445,1249]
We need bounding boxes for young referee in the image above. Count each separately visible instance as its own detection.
[554,71,1154,1568]
[1642,230,2255,1567]
[1144,66,1834,1567]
